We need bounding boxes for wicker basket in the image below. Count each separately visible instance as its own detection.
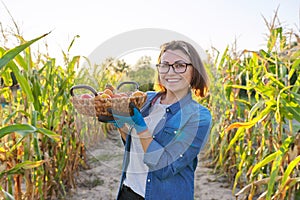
[70,82,147,119]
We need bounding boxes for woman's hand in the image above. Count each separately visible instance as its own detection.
[98,115,125,128]
[108,102,148,134]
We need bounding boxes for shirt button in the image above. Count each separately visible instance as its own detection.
[152,135,155,138]
[174,131,177,134]
[180,154,183,157]
[166,108,170,112]
[147,179,151,182]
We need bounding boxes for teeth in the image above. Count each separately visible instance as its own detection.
[167,79,180,82]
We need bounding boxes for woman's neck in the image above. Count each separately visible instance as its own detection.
[160,90,189,105]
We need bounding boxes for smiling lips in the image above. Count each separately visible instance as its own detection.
[165,77,182,83]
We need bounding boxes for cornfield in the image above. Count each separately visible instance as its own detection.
[206,14,300,200]
[0,12,299,200]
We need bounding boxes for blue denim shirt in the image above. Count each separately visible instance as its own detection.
[117,91,212,200]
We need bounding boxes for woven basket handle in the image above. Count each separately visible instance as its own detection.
[116,81,139,92]
[70,85,98,96]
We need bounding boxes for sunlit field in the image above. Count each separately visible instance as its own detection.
[0,13,299,200]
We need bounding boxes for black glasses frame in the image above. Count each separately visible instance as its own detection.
[156,63,192,74]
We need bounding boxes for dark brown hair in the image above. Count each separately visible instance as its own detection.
[155,40,210,97]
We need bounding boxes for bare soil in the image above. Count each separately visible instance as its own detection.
[66,130,236,200]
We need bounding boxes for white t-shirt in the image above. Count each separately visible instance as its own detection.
[123,98,169,197]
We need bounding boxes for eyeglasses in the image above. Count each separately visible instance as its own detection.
[156,63,191,74]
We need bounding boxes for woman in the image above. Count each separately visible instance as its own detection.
[104,40,212,200]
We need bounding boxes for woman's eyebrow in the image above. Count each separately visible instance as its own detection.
[161,60,187,64]
[174,60,188,63]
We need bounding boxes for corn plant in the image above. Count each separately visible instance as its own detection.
[0,32,87,199]
[207,12,300,199]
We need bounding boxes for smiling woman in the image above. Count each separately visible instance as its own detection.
[155,40,210,99]
[157,49,194,103]
[101,40,212,200]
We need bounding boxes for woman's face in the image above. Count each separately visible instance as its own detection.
[159,49,193,97]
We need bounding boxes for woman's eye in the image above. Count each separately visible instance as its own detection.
[174,63,185,68]
[161,64,169,68]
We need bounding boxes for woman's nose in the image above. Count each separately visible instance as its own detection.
[167,66,177,74]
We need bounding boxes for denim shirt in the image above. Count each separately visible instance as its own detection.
[117,91,212,200]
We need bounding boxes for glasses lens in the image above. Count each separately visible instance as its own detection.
[157,64,169,74]
[173,63,187,73]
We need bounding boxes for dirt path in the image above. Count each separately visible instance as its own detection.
[66,131,236,200]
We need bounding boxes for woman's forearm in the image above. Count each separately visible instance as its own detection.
[138,130,153,152]
[118,125,129,141]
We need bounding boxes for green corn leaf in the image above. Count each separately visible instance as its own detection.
[227,84,254,90]
[289,58,300,80]
[280,155,300,189]
[267,27,282,52]
[20,160,46,169]
[276,86,300,121]
[37,128,61,143]
[281,98,300,122]
[0,160,45,179]
[267,168,280,200]
[0,188,14,200]
[0,32,50,70]
[0,46,5,54]
[255,85,276,100]
[251,152,278,177]
[68,55,80,73]
[233,151,247,192]
[266,137,291,199]
[291,49,300,60]
[225,103,273,132]
[10,136,28,152]
[218,131,226,166]
[31,111,41,160]
[235,98,251,108]
[0,124,37,138]
[258,49,270,59]
[226,128,245,153]
[225,119,258,132]
[248,100,265,120]
[8,59,34,102]
[233,170,243,193]
[67,35,80,52]
[292,76,300,93]
[0,124,60,143]
[217,46,229,71]
[265,73,285,88]
[2,110,30,126]
[13,53,28,71]
[292,90,300,101]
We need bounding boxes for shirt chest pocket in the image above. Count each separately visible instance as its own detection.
[154,127,178,146]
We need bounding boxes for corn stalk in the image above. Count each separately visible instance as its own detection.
[206,13,300,199]
[0,33,86,199]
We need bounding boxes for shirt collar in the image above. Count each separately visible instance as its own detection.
[150,91,192,114]
[167,91,192,114]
